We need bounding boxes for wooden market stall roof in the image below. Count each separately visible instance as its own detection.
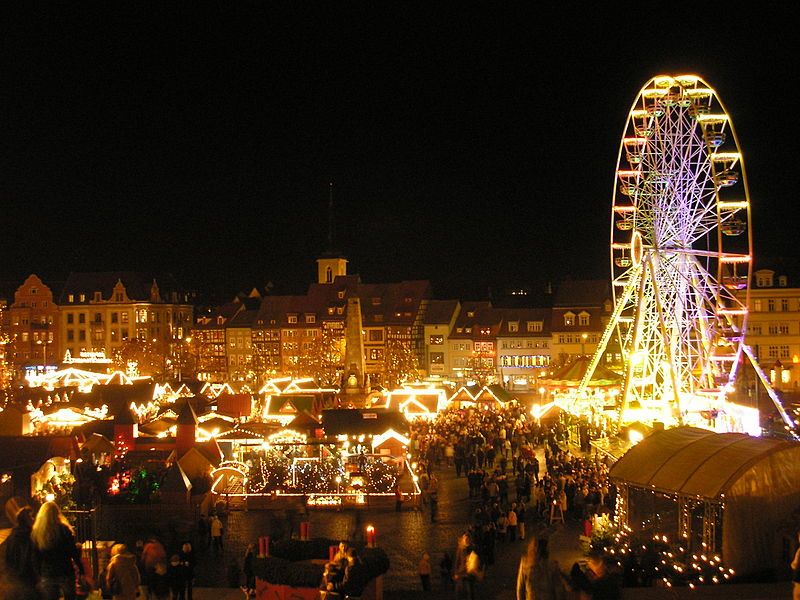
[542,355,622,387]
[610,426,799,500]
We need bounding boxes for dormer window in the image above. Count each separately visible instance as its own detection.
[578,312,590,326]
[467,311,475,318]
[93,291,102,302]
[79,294,86,303]
[756,271,774,288]
[564,312,575,326]
[337,291,345,299]
[508,321,519,333]
[288,315,298,324]
[305,314,316,324]
[68,294,74,303]
[779,275,788,287]
[528,321,543,333]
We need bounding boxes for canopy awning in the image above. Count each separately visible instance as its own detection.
[610,426,796,500]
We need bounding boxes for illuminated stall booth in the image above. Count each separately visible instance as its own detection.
[540,356,622,414]
[447,384,514,410]
[209,409,418,507]
[611,427,800,578]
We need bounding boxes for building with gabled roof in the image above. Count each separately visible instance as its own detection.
[495,307,552,389]
[54,272,193,380]
[736,266,800,394]
[6,274,60,380]
[550,280,613,369]
[423,300,460,379]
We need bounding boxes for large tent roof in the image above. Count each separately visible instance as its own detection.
[610,426,797,500]
[543,356,622,387]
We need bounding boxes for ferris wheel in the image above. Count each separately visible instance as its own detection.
[583,75,756,427]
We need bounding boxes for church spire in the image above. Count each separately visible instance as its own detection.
[316,181,348,284]
[327,181,335,249]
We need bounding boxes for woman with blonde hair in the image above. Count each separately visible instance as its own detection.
[31,501,84,600]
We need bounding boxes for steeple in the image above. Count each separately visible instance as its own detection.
[316,181,348,284]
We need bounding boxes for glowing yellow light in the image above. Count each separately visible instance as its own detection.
[695,113,728,123]
[718,201,748,210]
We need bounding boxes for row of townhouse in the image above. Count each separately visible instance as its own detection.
[1,272,194,379]
[193,255,431,385]
[422,280,618,388]
[738,268,800,393]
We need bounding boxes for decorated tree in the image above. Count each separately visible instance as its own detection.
[0,304,14,393]
[468,349,497,386]
[113,338,168,378]
[296,326,343,386]
[382,333,418,388]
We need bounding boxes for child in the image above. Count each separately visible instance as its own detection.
[418,552,431,591]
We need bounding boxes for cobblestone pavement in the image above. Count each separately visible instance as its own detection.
[190,454,587,599]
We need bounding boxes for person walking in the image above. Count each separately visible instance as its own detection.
[428,474,439,523]
[507,505,518,542]
[4,504,38,591]
[104,543,141,600]
[31,501,85,600]
[792,530,800,600]
[209,515,224,553]
[517,502,527,541]
[141,537,167,597]
[243,544,256,598]
[418,552,432,591]
[178,542,195,600]
[168,554,188,600]
[439,551,453,591]
[516,538,562,600]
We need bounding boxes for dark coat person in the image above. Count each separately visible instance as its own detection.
[4,505,38,588]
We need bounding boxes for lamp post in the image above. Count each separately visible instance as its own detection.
[581,333,588,357]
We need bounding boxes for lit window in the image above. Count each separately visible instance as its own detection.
[508,322,519,333]
[305,314,316,324]
[578,312,590,326]
[288,315,298,324]
[564,312,575,326]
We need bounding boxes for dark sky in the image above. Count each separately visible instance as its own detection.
[2,6,798,302]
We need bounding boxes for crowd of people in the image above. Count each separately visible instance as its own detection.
[2,498,198,600]
[409,402,620,599]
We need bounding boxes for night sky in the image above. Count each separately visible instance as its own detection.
[2,6,798,302]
